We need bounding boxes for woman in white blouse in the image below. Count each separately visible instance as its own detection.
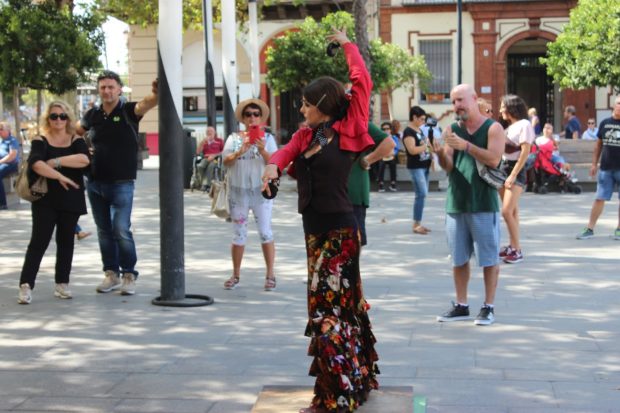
[221,99,278,291]
[498,95,535,264]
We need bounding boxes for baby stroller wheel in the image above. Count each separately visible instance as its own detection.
[538,185,548,195]
[572,185,582,194]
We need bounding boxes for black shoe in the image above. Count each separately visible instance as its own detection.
[474,305,495,326]
[378,182,385,193]
[389,183,397,192]
[436,301,470,322]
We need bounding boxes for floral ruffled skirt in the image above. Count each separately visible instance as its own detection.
[304,226,379,412]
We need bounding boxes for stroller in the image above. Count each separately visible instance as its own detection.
[529,139,581,194]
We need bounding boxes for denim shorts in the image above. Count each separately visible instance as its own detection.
[446,212,501,267]
[595,169,620,201]
[502,160,526,188]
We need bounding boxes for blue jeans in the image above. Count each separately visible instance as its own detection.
[408,168,429,222]
[0,162,18,207]
[87,180,138,276]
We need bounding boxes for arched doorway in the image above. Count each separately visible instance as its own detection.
[505,38,554,127]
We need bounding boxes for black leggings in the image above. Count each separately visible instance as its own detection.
[378,159,397,183]
[20,203,80,289]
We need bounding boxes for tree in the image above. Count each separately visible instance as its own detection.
[0,0,104,137]
[97,0,302,30]
[542,0,620,92]
[265,11,431,119]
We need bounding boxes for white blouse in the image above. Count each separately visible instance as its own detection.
[222,132,278,191]
[504,119,535,161]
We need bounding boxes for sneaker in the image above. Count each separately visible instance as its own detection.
[389,183,397,192]
[54,283,73,299]
[498,245,512,258]
[18,283,32,304]
[120,273,136,296]
[378,183,385,193]
[436,301,471,322]
[576,228,594,240]
[503,248,523,264]
[474,305,495,326]
[614,228,620,241]
[96,270,121,293]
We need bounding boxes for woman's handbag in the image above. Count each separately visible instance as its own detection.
[210,175,230,219]
[15,160,47,202]
[475,159,507,190]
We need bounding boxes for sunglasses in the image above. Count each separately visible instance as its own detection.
[243,111,261,118]
[49,113,69,121]
[588,122,595,125]
[382,127,391,130]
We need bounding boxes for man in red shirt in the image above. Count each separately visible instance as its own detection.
[196,126,224,190]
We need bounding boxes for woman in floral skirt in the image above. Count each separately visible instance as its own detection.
[262,29,379,413]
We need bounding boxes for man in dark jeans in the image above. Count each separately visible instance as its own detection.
[76,71,158,295]
[0,122,20,210]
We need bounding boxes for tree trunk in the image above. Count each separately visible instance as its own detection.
[352,0,371,70]
[13,85,21,144]
[36,89,42,136]
[352,0,373,118]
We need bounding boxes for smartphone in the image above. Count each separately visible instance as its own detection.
[249,125,264,144]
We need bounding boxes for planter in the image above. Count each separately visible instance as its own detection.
[425,93,445,103]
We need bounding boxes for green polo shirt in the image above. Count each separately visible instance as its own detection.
[348,122,388,207]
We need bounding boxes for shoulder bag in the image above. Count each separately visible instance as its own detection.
[210,174,230,219]
[475,158,507,190]
[15,139,48,202]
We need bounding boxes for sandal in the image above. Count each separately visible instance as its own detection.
[264,277,276,291]
[223,275,239,290]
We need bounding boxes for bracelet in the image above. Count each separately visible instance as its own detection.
[54,158,61,170]
[465,142,471,153]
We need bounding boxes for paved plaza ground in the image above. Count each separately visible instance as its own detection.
[1,157,619,412]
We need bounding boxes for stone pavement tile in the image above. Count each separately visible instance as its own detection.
[378,344,476,369]
[15,396,120,412]
[416,367,502,380]
[427,407,508,413]
[509,408,620,413]
[0,397,26,410]
[504,368,596,382]
[0,372,126,397]
[475,348,614,372]
[552,381,620,410]
[379,377,555,409]
[114,398,213,413]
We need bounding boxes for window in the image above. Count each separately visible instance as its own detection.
[419,39,452,101]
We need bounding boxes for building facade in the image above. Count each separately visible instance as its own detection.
[127,0,614,142]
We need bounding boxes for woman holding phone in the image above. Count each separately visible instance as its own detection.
[221,99,278,291]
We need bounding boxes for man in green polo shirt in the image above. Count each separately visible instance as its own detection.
[349,122,395,246]
[433,84,504,326]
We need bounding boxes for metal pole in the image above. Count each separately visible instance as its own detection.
[154,0,213,307]
[248,0,260,98]
[202,0,217,127]
[457,0,462,84]
[221,0,237,138]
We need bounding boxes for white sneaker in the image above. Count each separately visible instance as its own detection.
[54,283,73,299]
[18,283,32,304]
[96,270,121,293]
[120,273,136,296]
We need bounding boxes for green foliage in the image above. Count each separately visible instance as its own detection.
[542,0,620,91]
[98,0,301,30]
[369,39,432,93]
[0,0,104,94]
[265,11,432,95]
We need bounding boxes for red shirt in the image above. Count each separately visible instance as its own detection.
[199,137,224,156]
[270,42,374,178]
